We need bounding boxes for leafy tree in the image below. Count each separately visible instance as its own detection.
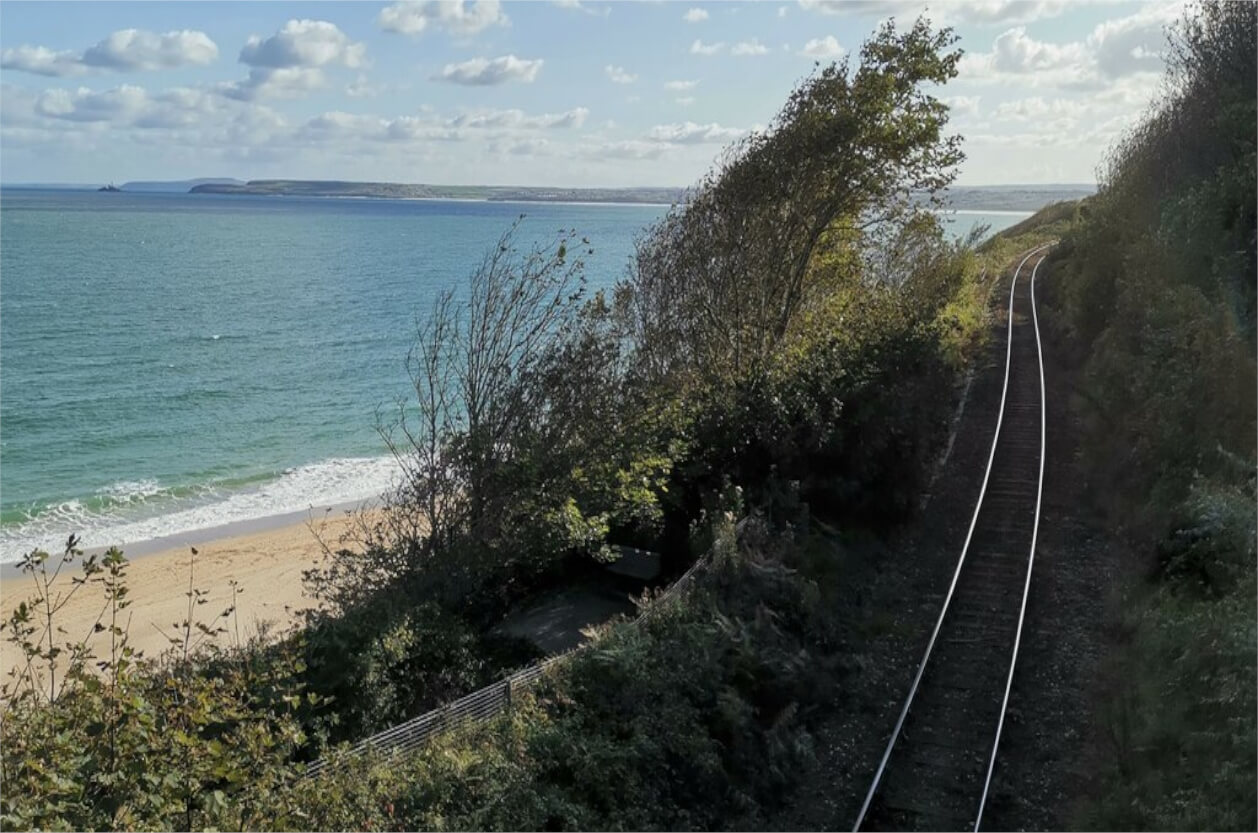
[624,18,964,386]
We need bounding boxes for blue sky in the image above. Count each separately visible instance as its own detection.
[0,1,1182,187]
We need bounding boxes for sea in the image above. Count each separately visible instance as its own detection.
[0,188,1031,563]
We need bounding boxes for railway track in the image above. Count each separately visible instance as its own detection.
[854,245,1053,832]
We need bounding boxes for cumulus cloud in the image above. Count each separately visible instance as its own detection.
[27,82,238,130]
[647,121,745,144]
[690,39,724,56]
[799,35,845,58]
[1087,4,1174,79]
[675,96,696,106]
[960,5,1175,91]
[953,1,1073,25]
[2,29,218,77]
[664,79,698,91]
[432,54,542,85]
[239,20,365,69]
[605,65,637,84]
[378,0,508,36]
[1,46,85,77]
[82,29,218,70]
[732,39,769,56]
[217,67,326,101]
[683,7,709,23]
[35,84,148,122]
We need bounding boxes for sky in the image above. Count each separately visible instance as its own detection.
[0,0,1184,187]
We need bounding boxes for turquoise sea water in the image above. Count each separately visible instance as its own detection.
[0,189,1029,561]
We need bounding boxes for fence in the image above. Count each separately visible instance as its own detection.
[303,552,711,779]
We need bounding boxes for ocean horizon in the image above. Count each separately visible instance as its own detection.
[0,188,1032,564]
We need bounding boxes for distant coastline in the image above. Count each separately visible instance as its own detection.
[186,178,1095,212]
[189,179,686,205]
[1,179,1096,212]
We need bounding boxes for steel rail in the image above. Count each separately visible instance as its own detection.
[852,243,1053,832]
[972,250,1050,831]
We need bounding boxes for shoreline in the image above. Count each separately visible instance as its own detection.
[0,496,380,580]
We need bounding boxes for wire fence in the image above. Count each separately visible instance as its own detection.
[302,552,711,780]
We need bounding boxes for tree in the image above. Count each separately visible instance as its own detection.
[623,17,964,387]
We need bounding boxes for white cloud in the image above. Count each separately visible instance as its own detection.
[451,107,589,129]
[799,36,844,58]
[1087,3,1175,79]
[378,0,508,36]
[664,79,698,91]
[953,1,1071,25]
[960,5,1176,91]
[942,94,980,117]
[690,39,724,56]
[239,20,365,69]
[81,29,218,71]
[778,6,788,18]
[432,54,542,85]
[732,39,769,56]
[551,1,611,18]
[28,82,237,130]
[675,96,696,106]
[796,0,1077,25]
[797,0,923,17]
[294,104,588,147]
[1,45,85,77]
[648,121,746,144]
[683,7,709,23]
[605,64,637,84]
[594,139,669,160]
[218,67,326,101]
[36,84,148,122]
[2,29,218,77]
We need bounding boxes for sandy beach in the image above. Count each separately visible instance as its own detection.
[0,510,367,682]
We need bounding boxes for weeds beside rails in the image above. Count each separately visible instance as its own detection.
[302,516,741,781]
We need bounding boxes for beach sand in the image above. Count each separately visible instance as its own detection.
[0,510,368,683]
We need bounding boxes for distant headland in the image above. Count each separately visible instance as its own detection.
[188,179,686,205]
[186,179,1094,211]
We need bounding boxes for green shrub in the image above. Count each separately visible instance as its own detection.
[293,519,846,832]
[1,543,310,831]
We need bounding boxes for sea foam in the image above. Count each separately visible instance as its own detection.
[0,455,402,564]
